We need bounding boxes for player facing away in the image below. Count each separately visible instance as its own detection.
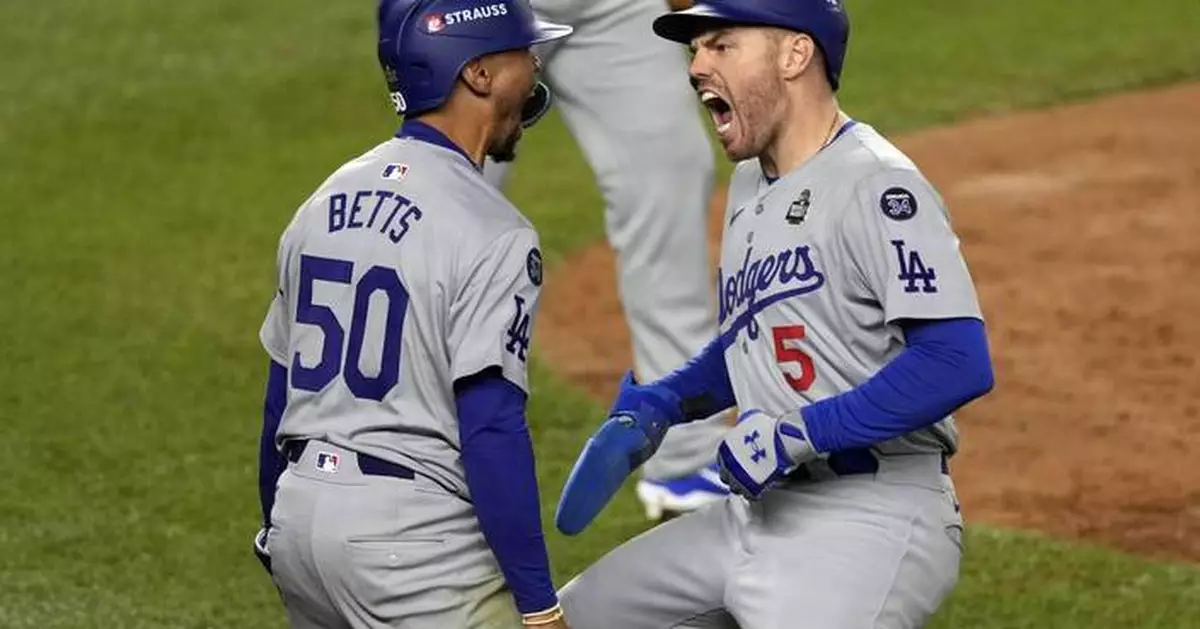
[252,1,574,627]
[480,0,735,521]
[552,1,996,628]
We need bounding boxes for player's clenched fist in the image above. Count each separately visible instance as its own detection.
[717,409,822,499]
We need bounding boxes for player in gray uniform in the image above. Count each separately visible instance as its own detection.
[252,1,575,627]
[551,1,996,627]
[481,0,734,520]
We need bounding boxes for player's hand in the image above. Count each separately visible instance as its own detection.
[554,371,681,535]
[252,526,272,574]
[716,409,821,500]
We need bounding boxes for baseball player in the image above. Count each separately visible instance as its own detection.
[252,1,576,627]
[480,0,734,520]
[551,1,996,627]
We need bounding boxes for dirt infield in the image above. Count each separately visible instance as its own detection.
[535,82,1200,563]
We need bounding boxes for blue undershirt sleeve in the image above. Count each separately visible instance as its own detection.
[258,360,289,524]
[455,368,557,615]
[802,318,994,453]
[656,335,737,423]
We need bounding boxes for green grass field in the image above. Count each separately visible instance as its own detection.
[3,0,1199,627]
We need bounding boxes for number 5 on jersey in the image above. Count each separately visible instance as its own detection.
[773,325,816,393]
[292,254,409,401]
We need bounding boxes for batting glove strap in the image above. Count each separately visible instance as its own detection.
[717,409,823,499]
[776,408,826,466]
[521,603,564,626]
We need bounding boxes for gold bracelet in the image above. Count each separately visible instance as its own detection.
[521,603,564,626]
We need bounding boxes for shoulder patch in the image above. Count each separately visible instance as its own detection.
[880,187,918,221]
[526,248,543,287]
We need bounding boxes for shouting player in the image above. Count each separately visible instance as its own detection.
[252,1,573,627]
[553,1,995,627]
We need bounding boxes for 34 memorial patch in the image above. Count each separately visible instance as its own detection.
[880,187,918,221]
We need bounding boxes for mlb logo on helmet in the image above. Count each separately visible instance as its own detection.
[315,452,340,473]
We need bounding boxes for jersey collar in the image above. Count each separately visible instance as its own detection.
[763,118,857,186]
[395,120,478,169]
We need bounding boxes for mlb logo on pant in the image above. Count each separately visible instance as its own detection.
[316,452,340,473]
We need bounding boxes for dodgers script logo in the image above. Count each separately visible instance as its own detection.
[718,245,825,341]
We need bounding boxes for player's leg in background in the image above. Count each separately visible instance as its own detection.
[559,500,740,629]
[537,0,731,512]
[725,463,964,629]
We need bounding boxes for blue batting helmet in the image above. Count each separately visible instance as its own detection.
[377,0,572,126]
[652,0,850,91]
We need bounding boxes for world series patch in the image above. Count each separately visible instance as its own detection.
[880,187,918,221]
[786,189,812,225]
[526,248,543,287]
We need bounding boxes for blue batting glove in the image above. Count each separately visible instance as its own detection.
[717,409,821,500]
[555,371,681,535]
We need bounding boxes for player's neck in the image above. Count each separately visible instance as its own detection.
[760,94,842,180]
[412,111,491,168]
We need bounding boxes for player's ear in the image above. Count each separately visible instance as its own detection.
[460,58,495,98]
[779,32,816,81]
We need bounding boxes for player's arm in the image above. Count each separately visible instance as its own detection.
[718,170,995,498]
[258,360,288,524]
[253,247,293,573]
[455,368,559,620]
[802,170,995,450]
[447,228,561,623]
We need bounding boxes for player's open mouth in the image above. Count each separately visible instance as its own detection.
[700,90,734,135]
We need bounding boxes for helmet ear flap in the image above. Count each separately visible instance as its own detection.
[520,81,553,128]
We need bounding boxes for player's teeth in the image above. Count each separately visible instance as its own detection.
[701,91,719,103]
[717,121,732,133]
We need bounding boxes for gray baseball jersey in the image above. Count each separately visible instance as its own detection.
[260,135,544,499]
[718,119,982,461]
[557,120,974,629]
